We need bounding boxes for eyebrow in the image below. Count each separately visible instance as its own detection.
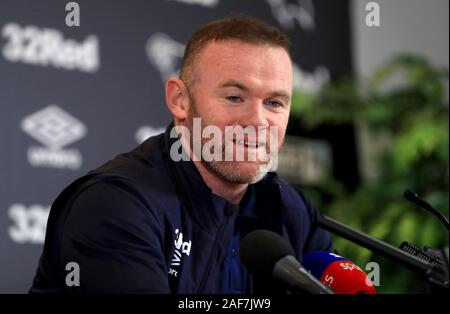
[218,80,291,102]
[267,90,291,102]
[219,80,249,91]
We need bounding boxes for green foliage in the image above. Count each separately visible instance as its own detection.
[292,55,449,293]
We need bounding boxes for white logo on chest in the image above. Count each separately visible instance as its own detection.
[169,228,192,277]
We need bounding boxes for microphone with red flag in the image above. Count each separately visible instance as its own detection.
[302,251,377,294]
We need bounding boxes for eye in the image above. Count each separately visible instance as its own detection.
[225,95,244,103]
[264,99,284,108]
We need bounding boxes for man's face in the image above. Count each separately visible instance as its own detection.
[185,40,292,184]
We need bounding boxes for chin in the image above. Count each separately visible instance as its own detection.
[205,160,270,184]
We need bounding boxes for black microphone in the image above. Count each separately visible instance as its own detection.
[316,214,449,291]
[404,189,449,231]
[240,229,334,294]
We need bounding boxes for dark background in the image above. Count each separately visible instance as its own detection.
[0,0,355,293]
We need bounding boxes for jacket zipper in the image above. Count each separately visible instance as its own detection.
[197,214,231,292]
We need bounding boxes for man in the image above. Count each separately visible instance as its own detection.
[30,14,333,294]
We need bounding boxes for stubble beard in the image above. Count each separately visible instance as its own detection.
[185,98,278,185]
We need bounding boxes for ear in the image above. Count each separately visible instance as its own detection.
[165,77,190,123]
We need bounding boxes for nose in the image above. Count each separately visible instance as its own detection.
[241,100,269,129]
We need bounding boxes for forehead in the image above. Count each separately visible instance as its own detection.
[193,40,292,88]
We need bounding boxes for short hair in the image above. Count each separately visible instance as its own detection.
[180,13,291,89]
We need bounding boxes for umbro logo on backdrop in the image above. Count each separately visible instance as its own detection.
[21,105,87,170]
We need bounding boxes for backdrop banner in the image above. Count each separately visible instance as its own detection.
[0,0,352,293]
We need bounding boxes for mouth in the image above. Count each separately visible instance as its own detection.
[232,139,266,149]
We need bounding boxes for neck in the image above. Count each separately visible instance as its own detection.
[192,160,248,205]
[175,122,247,204]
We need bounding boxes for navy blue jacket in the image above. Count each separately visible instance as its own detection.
[30,125,333,294]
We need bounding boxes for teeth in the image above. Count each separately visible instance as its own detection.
[235,140,259,147]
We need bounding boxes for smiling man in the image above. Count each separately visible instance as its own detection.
[167,32,291,204]
[30,14,333,294]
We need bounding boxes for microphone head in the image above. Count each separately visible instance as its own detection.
[240,229,294,276]
[404,189,418,202]
[303,251,376,294]
[303,251,347,279]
